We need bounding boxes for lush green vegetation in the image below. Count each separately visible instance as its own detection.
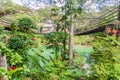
[0,0,120,80]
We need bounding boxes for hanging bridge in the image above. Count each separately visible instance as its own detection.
[1,0,120,36]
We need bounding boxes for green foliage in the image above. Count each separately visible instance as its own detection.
[0,0,40,25]
[7,65,30,80]
[27,47,49,68]
[0,25,4,30]
[8,35,25,49]
[0,65,30,80]
[74,35,93,45]
[8,33,32,50]
[89,33,120,80]
[0,25,10,36]
[0,42,10,56]
[18,17,36,33]
[11,22,17,32]
[51,7,60,17]
[43,59,73,80]
[39,7,53,20]
[8,53,23,65]
[25,46,74,80]
[0,42,29,80]
[44,32,69,59]
[26,44,91,80]
[45,32,68,44]
[7,32,35,63]
[26,47,51,80]
[73,54,84,67]
[29,55,73,80]
[26,44,88,80]
[0,67,6,76]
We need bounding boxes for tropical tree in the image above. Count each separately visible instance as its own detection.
[57,0,87,65]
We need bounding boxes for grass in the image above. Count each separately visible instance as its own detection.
[74,35,93,56]
[74,45,93,56]
[74,35,93,45]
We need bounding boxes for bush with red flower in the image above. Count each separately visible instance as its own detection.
[31,37,36,41]
[0,42,30,79]
[9,65,16,71]
[112,29,119,37]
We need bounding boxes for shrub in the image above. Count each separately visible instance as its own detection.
[18,17,36,33]
[8,33,32,50]
[89,33,120,80]
[11,22,17,32]
[0,42,29,80]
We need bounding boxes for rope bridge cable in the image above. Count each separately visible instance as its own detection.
[79,9,117,25]
[75,9,119,35]
[83,17,116,31]
[74,20,116,35]
[0,10,17,18]
[87,1,120,28]
[79,13,117,32]
[90,17,116,29]
[81,14,117,31]
[81,0,119,21]
[79,6,119,30]
[86,8,118,26]
[87,13,117,28]
[76,1,119,32]
[75,12,117,33]
[81,0,119,25]
[76,10,117,33]
[0,8,32,27]
[75,0,106,22]
[75,16,117,35]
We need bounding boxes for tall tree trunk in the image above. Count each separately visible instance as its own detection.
[0,54,7,80]
[63,7,67,60]
[69,14,74,66]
